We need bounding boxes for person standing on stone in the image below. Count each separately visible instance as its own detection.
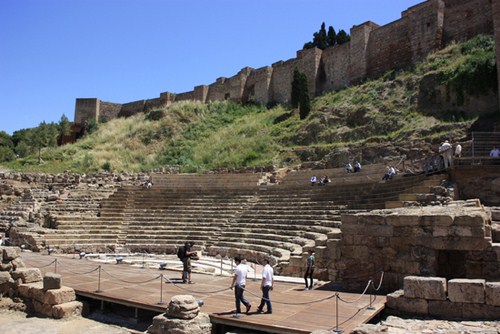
[231,256,251,315]
[303,250,315,290]
[257,258,274,314]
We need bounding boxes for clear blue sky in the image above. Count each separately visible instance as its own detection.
[0,0,422,135]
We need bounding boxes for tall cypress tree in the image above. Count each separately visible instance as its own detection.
[298,72,311,119]
[291,68,301,108]
[327,26,337,47]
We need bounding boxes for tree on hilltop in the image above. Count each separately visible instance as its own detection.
[303,23,349,50]
[336,29,350,44]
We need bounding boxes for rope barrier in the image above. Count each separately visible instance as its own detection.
[101,268,162,284]
[28,259,57,269]
[163,277,232,294]
[371,271,384,291]
[336,279,372,304]
[241,285,337,305]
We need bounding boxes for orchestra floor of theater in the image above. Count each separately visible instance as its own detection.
[21,252,385,334]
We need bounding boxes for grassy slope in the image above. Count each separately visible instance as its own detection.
[4,35,497,173]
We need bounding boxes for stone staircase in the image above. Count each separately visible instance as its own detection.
[384,174,449,209]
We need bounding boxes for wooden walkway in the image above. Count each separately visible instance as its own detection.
[21,252,385,334]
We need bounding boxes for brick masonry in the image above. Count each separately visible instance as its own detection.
[74,0,497,126]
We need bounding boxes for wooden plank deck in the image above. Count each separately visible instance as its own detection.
[21,252,385,333]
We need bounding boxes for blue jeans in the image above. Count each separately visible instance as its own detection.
[234,284,250,313]
[258,285,272,312]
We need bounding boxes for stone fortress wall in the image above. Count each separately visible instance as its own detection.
[74,0,499,126]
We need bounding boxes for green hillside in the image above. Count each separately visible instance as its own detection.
[2,35,498,174]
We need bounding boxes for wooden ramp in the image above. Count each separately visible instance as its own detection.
[21,252,385,333]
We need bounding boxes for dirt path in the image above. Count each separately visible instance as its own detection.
[0,299,138,334]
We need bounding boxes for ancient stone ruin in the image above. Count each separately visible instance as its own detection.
[147,294,212,334]
[0,246,82,319]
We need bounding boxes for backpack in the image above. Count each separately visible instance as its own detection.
[177,246,185,260]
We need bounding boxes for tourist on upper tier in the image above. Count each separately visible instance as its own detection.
[345,163,353,173]
[310,175,317,186]
[490,147,500,158]
[256,258,274,314]
[318,175,329,186]
[231,256,251,315]
[354,161,362,173]
[303,250,315,290]
[439,140,453,168]
[454,143,462,158]
[382,165,396,181]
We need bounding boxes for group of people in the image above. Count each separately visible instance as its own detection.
[346,161,362,173]
[230,250,315,315]
[310,175,330,186]
[178,241,316,316]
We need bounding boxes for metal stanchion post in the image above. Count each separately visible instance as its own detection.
[333,292,343,333]
[158,274,164,305]
[368,279,375,310]
[54,259,57,273]
[95,265,102,293]
[220,258,223,276]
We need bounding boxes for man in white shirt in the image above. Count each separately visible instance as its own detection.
[439,140,452,168]
[231,257,251,314]
[257,258,274,314]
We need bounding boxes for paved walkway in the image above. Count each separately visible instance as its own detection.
[21,252,385,334]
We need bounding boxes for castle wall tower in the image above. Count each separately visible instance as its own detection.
[243,66,273,104]
[74,98,100,126]
[442,0,494,45]
[405,0,445,63]
[349,21,380,85]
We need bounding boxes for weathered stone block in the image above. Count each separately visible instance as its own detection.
[365,224,393,237]
[485,282,500,306]
[148,312,212,334]
[43,272,61,290]
[0,272,13,285]
[428,300,463,319]
[33,300,53,317]
[462,302,500,320]
[10,268,42,283]
[0,262,13,272]
[17,282,43,299]
[2,247,20,261]
[454,212,486,227]
[52,301,83,319]
[166,295,200,320]
[448,279,485,304]
[386,290,428,315]
[386,214,421,227]
[404,276,446,300]
[421,214,453,226]
[11,257,26,270]
[43,286,76,305]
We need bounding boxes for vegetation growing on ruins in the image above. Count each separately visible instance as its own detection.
[0,35,497,173]
[303,22,350,50]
